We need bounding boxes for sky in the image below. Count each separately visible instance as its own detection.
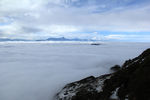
[0,0,150,42]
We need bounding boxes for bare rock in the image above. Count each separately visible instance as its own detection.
[55,48,150,100]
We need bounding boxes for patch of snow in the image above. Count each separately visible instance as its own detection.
[110,88,119,99]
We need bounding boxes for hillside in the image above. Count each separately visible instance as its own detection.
[56,48,150,100]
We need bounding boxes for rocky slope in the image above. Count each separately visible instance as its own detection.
[55,48,150,100]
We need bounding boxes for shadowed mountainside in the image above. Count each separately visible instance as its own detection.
[55,48,150,100]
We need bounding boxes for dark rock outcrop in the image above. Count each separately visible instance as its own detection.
[56,74,111,100]
[55,48,150,100]
[110,65,121,73]
[91,43,101,45]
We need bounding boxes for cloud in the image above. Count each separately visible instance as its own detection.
[21,27,42,33]
[0,0,150,41]
[105,34,150,42]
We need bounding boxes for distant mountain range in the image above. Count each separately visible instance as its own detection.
[0,37,97,42]
[37,37,95,41]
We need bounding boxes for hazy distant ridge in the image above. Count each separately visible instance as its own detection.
[0,37,96,42]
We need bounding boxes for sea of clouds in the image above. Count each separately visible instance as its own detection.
[0,42,149,100]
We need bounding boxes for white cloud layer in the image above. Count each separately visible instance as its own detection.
[0,0,150,41]
[0,42,150,100]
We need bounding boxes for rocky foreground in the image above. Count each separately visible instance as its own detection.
[55,48,150,100]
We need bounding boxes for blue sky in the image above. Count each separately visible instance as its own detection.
[0,0,150,41]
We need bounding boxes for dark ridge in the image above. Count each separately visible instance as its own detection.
[55,48,150,100]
